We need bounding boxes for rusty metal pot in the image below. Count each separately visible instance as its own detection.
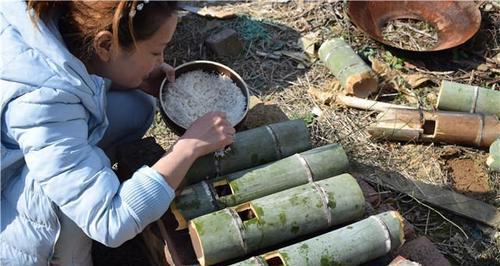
[159,60,250,135]
[347,1,481,52]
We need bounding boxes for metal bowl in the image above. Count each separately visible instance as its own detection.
[159,60,250,135]
[347,1,481,52]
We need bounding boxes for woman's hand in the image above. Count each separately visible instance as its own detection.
[178,112,235,158]
[151,112,235,190]
[140,63,175,97]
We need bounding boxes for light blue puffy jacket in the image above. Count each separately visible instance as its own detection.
[0,1,175,265]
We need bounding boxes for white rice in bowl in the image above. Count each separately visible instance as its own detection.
[162,70,247,129]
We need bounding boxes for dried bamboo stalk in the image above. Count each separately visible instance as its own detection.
[336,95,412,112]
[368,108,500,148]
[184,119,311,185]
[172,144,349,230]
[487,138,500,172]
[233,211,405,266]
[189,174,365,266]
[437,80,500,117]
[319,38,378,98]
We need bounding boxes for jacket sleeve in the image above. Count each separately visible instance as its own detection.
[4,87,175,247]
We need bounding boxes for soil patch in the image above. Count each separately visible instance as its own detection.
[447,158,491,196]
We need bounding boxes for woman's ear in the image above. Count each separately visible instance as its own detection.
[93,31,113,62]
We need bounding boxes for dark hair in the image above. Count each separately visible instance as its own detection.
[27,1,177,62]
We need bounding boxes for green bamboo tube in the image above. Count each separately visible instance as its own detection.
[487,138,500,172]
[318,38,378,98]
[437,80,500,117]
[172,144,349,228]
[232,211,405,266]
[185,119,311,185]
[189,174,365,266]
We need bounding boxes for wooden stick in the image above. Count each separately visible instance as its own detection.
[336,95,413,112]
[173,144,349,230]
[184,119,311,185]
[487,138,500,172]
[368,108,500,148]
[189,174,365,266]
[232,211,405,266]
[437,80,500,117]
[319,38,378,98]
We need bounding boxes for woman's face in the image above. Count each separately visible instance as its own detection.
[105,14,177,88]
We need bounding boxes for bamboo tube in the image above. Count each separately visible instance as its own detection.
[318,38,378,98]
[232,211,405,266]
[184,119,311,185]
[487,138,500,172]
[172,144,349,229]
[368,108,500,148]
[189,174,365,266]
[437,80,500,117]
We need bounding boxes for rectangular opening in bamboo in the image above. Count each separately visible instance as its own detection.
[263,253,285,266]
[235,203,257,222]
[422,119,436,136]
[213,179,234,197]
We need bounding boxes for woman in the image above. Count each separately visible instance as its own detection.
[0,1,235,265]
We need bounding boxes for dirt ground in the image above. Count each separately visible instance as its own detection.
[95,1,499,265]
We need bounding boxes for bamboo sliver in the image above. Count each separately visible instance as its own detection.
[189,174,365,266]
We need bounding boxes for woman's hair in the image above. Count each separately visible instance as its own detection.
[27,1,177,62]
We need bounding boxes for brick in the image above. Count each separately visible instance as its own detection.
[397,236,450,266]
[388,256,421,266]
[205,28,244,57]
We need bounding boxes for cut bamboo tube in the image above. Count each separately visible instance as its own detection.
[232,211,405,266]
[368,108,500,148]
[319,38,378,98]
[437,80,500,117]
[336,95,413,112]
[188,174,365,266]
[487,138,500,172]
[172,144,349,229]
[184,119,311,185]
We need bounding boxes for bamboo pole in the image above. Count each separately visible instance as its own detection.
[319,38,378,98]
[368,108,500,148]
[232,211,405,266]
[188,174,365,266]
[437,80,500,117]
[336,95,413,112]
[487,138,500,172]
[172,144,349,229]
[184,119,311,185]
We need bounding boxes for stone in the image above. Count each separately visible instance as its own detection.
[205,28,244,57]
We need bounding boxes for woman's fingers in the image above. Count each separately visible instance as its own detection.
[161,63,175,83]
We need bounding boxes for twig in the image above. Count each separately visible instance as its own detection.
[407,194,469,239]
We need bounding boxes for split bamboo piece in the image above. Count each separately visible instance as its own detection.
[232,211,405,266]
[172,144,349,229]
[487,138,500,172]
[437,80,500,117]
[368,108,500,148]
[184,119,311,185]
[318,38,378,98]
[188,174,365,266]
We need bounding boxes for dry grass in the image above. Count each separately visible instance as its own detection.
[146,1,500,265]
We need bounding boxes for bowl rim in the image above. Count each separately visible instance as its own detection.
[159,60,250,131]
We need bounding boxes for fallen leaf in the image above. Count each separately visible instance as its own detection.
[308,87,335,105]
[298,31,320,60]
[403,73,431,89]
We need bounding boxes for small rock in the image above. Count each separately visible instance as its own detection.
[205,28,244,57]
